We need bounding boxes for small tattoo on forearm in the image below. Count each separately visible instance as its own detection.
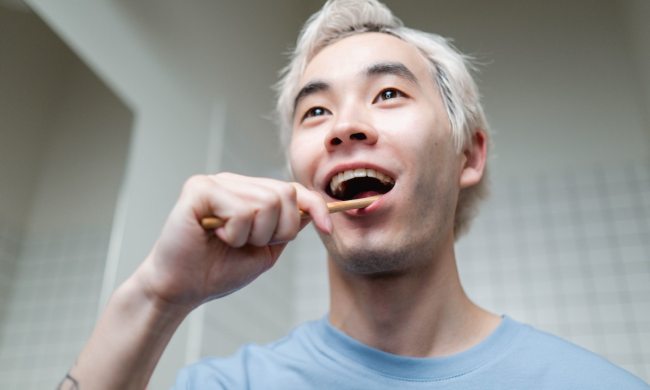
[57,373,79,390]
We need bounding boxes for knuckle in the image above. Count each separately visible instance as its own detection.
[182,175,209,194]
[290,181,304,189]
[229,229,247,247]
[250,235,269,247]
[184,174,204,188]
[275,229,298,243]
[210,172,237,186]
[219,229,236,246]
[213,171,234,180]
[282,183,298,199]
[272,231,290,243]
[260,190,281,208]
[275,219,299,242]
[233,207,256,222]
[270,193,283,209]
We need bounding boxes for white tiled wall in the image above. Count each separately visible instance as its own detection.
[0,227,109,389]
[457,161,650,381]
[0,222,21,330]
[292,160,650,383]
[200,257,296,357]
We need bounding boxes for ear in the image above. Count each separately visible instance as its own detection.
[459,130,488,189]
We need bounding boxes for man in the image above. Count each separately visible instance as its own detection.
[61,0,648,389]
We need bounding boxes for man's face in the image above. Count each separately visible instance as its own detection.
[289,33,465,274]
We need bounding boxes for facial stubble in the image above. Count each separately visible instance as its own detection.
[322,200,455,276]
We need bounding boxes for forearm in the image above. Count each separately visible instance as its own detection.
[57,175,328,389]
[61,272,192,390]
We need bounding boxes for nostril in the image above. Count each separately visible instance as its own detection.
[330,137,343,146]
[350,132,367,141]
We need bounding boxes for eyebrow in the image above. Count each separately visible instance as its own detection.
[366,61,418,84]
[292,62,418,113]
[293,80,330,111]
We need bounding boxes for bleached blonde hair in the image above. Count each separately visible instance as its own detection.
[275,0,489,238]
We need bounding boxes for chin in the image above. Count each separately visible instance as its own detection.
[319,210,453,276]
[335,250,409,275]
[324,236,430,276]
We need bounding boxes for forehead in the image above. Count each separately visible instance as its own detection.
[300,32,432,86]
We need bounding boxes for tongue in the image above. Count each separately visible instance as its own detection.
[353,191,381,200]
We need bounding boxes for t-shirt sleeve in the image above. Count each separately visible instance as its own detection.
[171,362,227,390]
[508,325,650,389]
[171,350,251,390]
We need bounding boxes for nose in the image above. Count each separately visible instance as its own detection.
[325,112,378,152]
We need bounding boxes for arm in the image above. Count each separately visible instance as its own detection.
[58,173,331,390]
[58,270,189,390]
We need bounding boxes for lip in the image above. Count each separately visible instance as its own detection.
[321,161,397,199]
[343,188,392,216]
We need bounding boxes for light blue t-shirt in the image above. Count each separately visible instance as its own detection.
[174,316,649,389]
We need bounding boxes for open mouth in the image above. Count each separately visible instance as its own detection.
[326,168,395,201]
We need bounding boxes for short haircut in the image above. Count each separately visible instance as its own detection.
[275,0,490,238]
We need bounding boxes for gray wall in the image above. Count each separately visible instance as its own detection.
[0,5,132,388]
[619,0,650,131]
[22,0,314,387]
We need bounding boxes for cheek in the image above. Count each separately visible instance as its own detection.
[377,105,446,142]
[380,114,450,166]
[382,114,460,194]
[410,112,455,163]
[288,136,319,186]
[288,143,305,182]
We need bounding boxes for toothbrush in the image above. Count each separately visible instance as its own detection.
[200,195,380,229]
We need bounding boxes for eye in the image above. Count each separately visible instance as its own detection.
[302,106,331,122]
[373,88,406,103]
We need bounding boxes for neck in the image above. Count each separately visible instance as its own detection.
[328,240,500,357]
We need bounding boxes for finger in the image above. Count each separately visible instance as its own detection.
[215,203,254,248]
[199,175,261,247]
[180,174,239,222]
[267,216,312,245]
[204,174,321,243]
[178,175,221,222]
[247,189,281,246]
[293,184,332,234]
[226,177,302,245]
[209,174,295,246]
[267,182,301,243]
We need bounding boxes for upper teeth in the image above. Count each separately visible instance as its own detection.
[329,168,394,197]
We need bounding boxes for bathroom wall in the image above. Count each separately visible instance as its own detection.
[0,225,20,328]
[22,0,312,387]
[618,0,650,131]
[0,5,132,388]
[457,161,650,379]
[0,2,70,345]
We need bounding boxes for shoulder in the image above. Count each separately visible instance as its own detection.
[172,321,317,389]
[500,319,649,389]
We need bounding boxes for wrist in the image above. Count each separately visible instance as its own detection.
[121,262,196,323]
[69,261,194,389]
